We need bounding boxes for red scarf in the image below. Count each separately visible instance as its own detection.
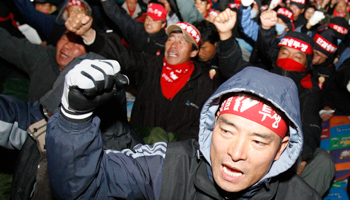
[333,10,347,17]
[276,58,313,88]
[276,58,306,71]
[160,58,194,99]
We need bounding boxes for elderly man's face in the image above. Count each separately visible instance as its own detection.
[210,113,289,192]
[56,33,86,70]
[165,33,198,65]
[277,46,307,67]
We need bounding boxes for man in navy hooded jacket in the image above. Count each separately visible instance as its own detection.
[46,62,321,199]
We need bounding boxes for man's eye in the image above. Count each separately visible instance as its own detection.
[221,128,230,134]
[253,140,266,146]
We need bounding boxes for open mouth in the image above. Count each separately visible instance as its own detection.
[223,165,243,178]
[168,52,178,57]
[60,52,69,59]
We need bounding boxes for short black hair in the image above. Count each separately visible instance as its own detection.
[193,20,219,45]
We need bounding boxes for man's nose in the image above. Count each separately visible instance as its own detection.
[227,137,248,161]
[63,41,72,49]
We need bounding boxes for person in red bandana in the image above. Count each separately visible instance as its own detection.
[219,17,336,195]
[64,8,245,141]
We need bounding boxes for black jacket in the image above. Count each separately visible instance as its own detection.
[87,32,215,140]
[160,140,321,200]
[101,0,167,56]
[0,27,59,102]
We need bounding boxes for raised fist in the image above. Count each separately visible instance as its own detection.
[61,59,128,121]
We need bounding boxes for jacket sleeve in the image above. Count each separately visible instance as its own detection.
[300,87,322,162]
[101,0,143,42]
[0,27,49,75]
[0,95,42,150]
[238,6,259,42]
[216,36,250,79]
[256,26,280,62]
[46,112,165,200]
[13,0,56,38]
[175,0,205,24]
[85,32,159,83]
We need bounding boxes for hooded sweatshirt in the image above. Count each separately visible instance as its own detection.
[46,67,319,199]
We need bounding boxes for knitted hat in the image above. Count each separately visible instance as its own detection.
[166,22,201,49]
[278,32,314,71]
[277,7,295,31]
[314,29,338,58]
[290,0,306,9]
[328,17,350,41]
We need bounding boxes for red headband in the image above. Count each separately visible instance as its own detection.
[146,3,167,21]
[329,23,348,35]
[314,34,338,54]
[278,37,313,55]
[277,8,294,21]
[219,96,288,138]
[67,0,86,9]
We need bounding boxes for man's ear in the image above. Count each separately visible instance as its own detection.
[301,8,305,13]
[190,49,199,58]
[162,22,166,29]
[274,136,289,161]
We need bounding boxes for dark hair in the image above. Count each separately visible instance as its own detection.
[148,0,165,8]
[193,20,219,45]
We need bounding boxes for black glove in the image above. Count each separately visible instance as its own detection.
[61,59,128,122]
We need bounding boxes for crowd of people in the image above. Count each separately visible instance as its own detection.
[0,0,349,199]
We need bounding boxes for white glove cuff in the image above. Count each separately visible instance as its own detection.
[60,106,93,121]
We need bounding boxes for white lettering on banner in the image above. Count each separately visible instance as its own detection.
[224,97,233,111]
[315,36,337,53]
[233,96,243,111]
[169,71,178,80]
[279,37,311,54]
[277,9,293,19]
[178,23,200,43]
[301,44,308,52]
[258,105,281,128]
[239,98,259,112]
[162,74,173,82]
[331,24,348,35]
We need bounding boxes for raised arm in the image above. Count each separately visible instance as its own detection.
[101,0,143,40]
[46,59,165,199]
[214,8,249,79]
[13,0,56,38]
[0,27,52,74]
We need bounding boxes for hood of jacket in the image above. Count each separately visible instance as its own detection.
[198,67,303,181]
